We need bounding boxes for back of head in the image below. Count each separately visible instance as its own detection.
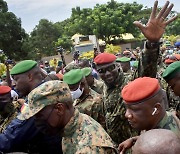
[133,129,180,154]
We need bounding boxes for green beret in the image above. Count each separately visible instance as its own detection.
[11,60,37,75]
[81,67,92,77]
[162,61,180,81]
[63,69,83,85]
[116,57,130,62]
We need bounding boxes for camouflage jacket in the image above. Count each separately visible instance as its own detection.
[103,74,137,144]
[157,69,180,115]
[73,89,106,129]
[0,101,20,133]
[166,87,180,116]
[62,109,118,154]
[102,44,160,144]
[91,78,104,94]
[155,111,180,137]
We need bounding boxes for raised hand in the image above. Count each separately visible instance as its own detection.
[134,1,178,42]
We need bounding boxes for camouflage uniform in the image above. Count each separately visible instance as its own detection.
[123,69,135,81]
[73,89,106,129]
[157,63,180,115]
[0,101,20,133]
[103,45,159,144]
[155,111,180,137]
[166,87,180,117]
[62,109,118,154]
[19,80,118,154]
[91,78,104,94]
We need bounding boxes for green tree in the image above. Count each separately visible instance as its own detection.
[0,0,27,60]
[166,16,180,35]
[27,19,61,59]
[68,0,143,43]
[55,35,73,51]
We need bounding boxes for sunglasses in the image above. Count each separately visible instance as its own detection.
[97,64,116,74]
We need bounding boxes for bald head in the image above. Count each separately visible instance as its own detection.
[133,129,180,154]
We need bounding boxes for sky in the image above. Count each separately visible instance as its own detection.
[5,0,180,33]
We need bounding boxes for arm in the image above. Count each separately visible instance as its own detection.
[0,117,39,153]
[135,1,178,77]
[118,136,139,154]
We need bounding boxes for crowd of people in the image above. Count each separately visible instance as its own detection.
[0,1,180,154]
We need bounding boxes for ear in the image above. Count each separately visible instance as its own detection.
[55,103,65,116]
[27,73,33,82]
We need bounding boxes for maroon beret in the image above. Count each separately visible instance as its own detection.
[122,77,160,104]
[0,86,11,95]
[94,53,116,65]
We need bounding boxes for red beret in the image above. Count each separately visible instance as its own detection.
[122,77,160,104]
[0,86,11,95]
[94,53,116,65]
[165,59,176,64]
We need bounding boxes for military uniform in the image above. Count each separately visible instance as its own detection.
[95,45,160,144]
[91,78,104,94]
[62,109,118,154]
[19,80,118,154]
[102,73,137,144]
[155,111,180,137]
[0,101,20,133]
[74,89,106,129]
[162,61,180,117]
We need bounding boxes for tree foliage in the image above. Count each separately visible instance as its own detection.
[2,0,180,60]
[66,0,143,43]
[0,0,27,60]
[26,19,61,59]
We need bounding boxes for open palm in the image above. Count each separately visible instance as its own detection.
[134,1,178,42]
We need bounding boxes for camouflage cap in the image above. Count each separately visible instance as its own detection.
[18,80,72,120]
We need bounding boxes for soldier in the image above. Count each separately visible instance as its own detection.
[81,67,104,94]
[118,77,180,153]
[162,61,180,117]
[116,57,134,81]
[63,69,106,128]
[0,86,20,133]
[116,57,131,74]
[19,80,118,154]
[94,1,177,144]
[132,129,180,154]
[0,60,62,153]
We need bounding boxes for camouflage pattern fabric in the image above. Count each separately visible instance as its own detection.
[157,65,180,115]
[103,74,138,144]
[102,45,160,144]
[166,87,180,117]
[18,80,72,120]
[155,111,180,137]
[91,78,104,94]
[64,62,79,73]
[123,69,135,81]
[73,89,106,129]
[62,109,118,154]
[0,101,20,133]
